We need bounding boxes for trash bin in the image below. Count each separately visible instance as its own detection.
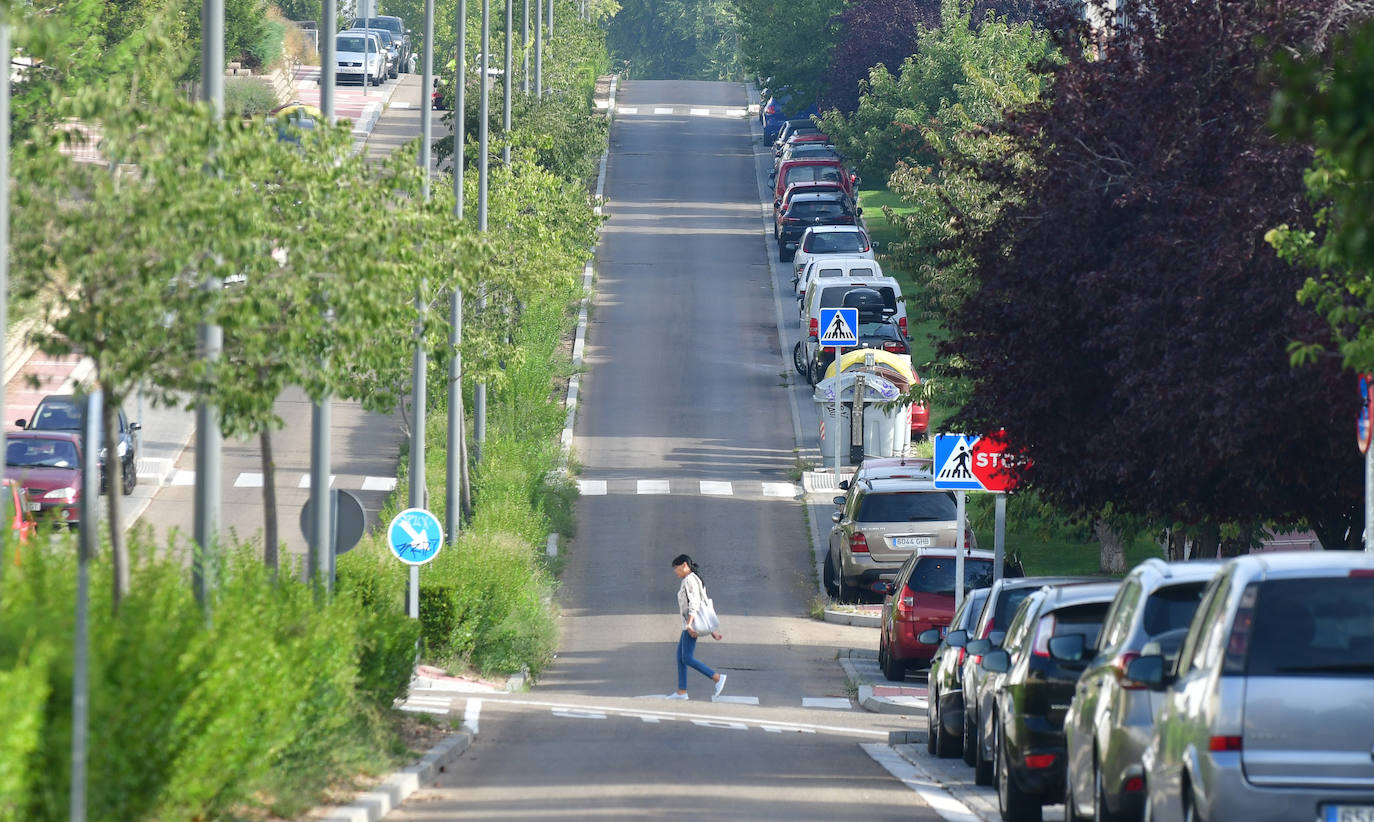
[813,371,912,464]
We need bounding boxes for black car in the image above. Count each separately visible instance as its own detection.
[776,192,861,261]
[15,394,140,495]
[960,574,1094,783]
[805,288,906,384]
[922,585,991,758]
[353,15,411,72]
[978,581,1122,822]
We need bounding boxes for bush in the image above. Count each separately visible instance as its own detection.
[223,77,279,118]
[248,19,287,69]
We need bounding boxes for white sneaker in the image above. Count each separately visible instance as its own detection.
[713,674,727,699]
[666,692,689,700]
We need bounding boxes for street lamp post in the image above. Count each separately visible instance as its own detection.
[503,0,512,165]
[474,0,490,460]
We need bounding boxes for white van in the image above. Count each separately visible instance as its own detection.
[335,31,385,86]
[791,225,876,282]
[796,267,907,382]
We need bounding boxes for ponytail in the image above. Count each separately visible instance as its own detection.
[671,553,703,584]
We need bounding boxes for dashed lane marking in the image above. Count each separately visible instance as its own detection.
[690,108,710,116]
[361,476,397,491]
[712,695,760,705]
[296,473,336,489]
[577,479,802,499]
[170,470,196,486]
[653,107,674,115]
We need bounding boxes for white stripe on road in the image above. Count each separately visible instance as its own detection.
[726,109,746,117]
[699,481,733,496]
[234,472,264,488]
[637,480,670,495]
[803,697,853,709]
[861,743,980,822]
[618,106,638,114]
[653,107,674,115]
[170,470,196,486]
[297,473,336,488]
[492,697,887,737]
[762,482,800,498]
[463,698,482,735]
[361,476,397,491]
[578,480,607,496]
[690,108,710,116]
[711,695,759,705]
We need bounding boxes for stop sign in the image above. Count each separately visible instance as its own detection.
[970,430,1030,492]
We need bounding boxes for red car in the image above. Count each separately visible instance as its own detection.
[772,158,857,203]
[5,431,85,529]
[879,546,1001,680]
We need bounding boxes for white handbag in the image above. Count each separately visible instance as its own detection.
[694,597,721,634]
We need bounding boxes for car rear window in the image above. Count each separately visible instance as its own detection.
[791,201,850,218]
[1141,581,1207,636]
[338,36,370,52]
[908,558,996,596]
[785,166,844,187]
[820,285,896,312]
[1245,577,1374,676]
[992,588,1037,632]
[857,490,956,522]
[804,232,868,254]
[1050,602,1112,648]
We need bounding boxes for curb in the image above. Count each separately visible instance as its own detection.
[839,654,928,716]
[316,732,473,822]
[822,607,881,628]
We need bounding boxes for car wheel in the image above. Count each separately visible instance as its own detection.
[822,548,839,597]
[926,687,939,754]
[881,646,906,682]
[808,357,823,387]
[1064,766,1086,822]
[934,695,960,758]
[778,243,788,263]
[962,703,979,767]
[793,341,808,376]
[1093,759,1127,822]
[1182,783,1204,822]
[836,565,860,604]
[783,245,795,262]
[996,720,1044,822]
[121,460,136,495]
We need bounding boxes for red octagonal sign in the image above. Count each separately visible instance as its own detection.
[970,430,1031,492]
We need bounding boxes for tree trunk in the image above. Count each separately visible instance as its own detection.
[1193,522,1220,558]
[1166,528,1189,561]
[260,427,278,580]
[1095,519,1127,575]
[103,391,129,611]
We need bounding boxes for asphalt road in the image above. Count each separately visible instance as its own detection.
[386,79,946,820]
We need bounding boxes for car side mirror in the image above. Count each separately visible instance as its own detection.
[981,649,1011,673]
[917,628,941,645]
[831,511,843,524]
[837,479,849,490]
[1048,634,1088,664]
[882,581,897,596]
[871,241,880,250]
[1124,655,1169,690]
[965,638,991,656]
[14,419,25,428]
[856,207,863,216]
[129,422,142,432]
[832,495,846,506]
[945,629,968,648]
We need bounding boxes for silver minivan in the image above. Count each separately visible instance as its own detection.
[1128,552,1374,822]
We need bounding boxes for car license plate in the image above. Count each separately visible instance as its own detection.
[1326,806,1374,822]
[893,536,932,548]
[26,502,41,512]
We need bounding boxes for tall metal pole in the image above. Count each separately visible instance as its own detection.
[994,493,1007,578]
[548,0,553,39]
[309,0,338,591]
[475,0,489,459]
[71,392,101,822]
[955,490,966,611]
[455,0,466,214]
[503,0,512,165]
[420,0,435,197]
[1366,443,1372,552]
[534,0,542,97]
[0,20,9,584]
[194,0,225,608]
[522,0,529,94]
[447,0,467,544]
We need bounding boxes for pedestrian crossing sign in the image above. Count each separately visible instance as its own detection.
[818,307,859,349]
[934,434,983,490]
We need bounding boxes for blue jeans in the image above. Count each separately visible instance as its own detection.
[677,630,716,691]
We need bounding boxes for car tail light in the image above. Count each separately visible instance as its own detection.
[882,341,905,353]
[1024,753,1056,769]
[1123,777,1144,793]
[1350,569,1374,577]
[1113,652,1145,689]
[766,103,778,114]
[850,533,869,553]
[898,316,908,334]
[956,647,966,667]
[809,318,818,337]
[1208,736,1243,752]
[1031,614,1056,658]
[1222,583,1259,675]
[897,589,914,618]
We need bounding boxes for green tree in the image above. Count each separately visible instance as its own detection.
[730,0,841,100]
[608,0,738,80]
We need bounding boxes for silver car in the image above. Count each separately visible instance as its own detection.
[1128,552,1374,822]
[1062,558,1221,822]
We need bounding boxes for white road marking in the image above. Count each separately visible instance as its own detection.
[712,695,759,705]
[553,708,607,719]
[391,101,412,109]
[690,108,710,116]
[726,109,746,117]
[463,698,482,734]
[509,697,885,737]
[699,480,733,495]
[861,743,980,821]
[297,473,336,488]
[762,482,800,498]
[803,697,853,709]
[762,726,817,734]
[362,476,397,491]
[636,479,670,495]
[170,470,196,486]
[578,480,608,495]
[398,695,453,716]
[653,107,674,115]
[234,472,264,488]
[618,106,638,114]
[692,719,748,730]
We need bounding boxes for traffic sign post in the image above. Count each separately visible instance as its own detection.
[934,432,1032,597]
[819,307,859,476]
[388,508,445,618]
[1361,374,1373,552]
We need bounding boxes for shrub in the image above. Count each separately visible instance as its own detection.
[223,77,279,118]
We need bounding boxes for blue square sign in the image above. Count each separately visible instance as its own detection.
[818,307,859,349]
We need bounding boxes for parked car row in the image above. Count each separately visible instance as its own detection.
[335,18,413,88]
[917,552,1374,822]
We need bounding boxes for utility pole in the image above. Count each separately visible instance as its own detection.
[0,18,9,585]
[534,0,542,97]
[309,0,338,593]
[194,0,225,610]
[503,0,512,165]
[447,0,467,544]
[475,0,490,459]
[72,393,102,822]
[522,0,529,94]
[548,0,553,39]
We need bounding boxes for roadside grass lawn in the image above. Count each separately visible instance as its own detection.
[859,187,1163,579]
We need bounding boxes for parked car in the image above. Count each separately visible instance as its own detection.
[352,15,412,72]
[978,581,1122,821]
[825,476,975,603]
[347,27,399,78]
[774,141,842,174]
[16,394,140,495]
[774,158,857,203]
[791,225,875,281]
[762,94,819,142]
[924,585,993,756]
[775,130,830,156]
[4,431,85,528]
[1126,553,1374,822]
[878,552,998,681]
[798,266,906,348]
[775,181,853,227]
[775,192,862,261]
[962,575,1094,784]
[801,287,903,384]
[840,456,933,486]
[772,118,821,152]
[1062,558,1221,822]
[334,31,386,86]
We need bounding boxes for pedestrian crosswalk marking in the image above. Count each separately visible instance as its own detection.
[361,476,397,491]
[699,481,733,495]
[234,472,264,488]
[762,482,799,498]
[296,473,336,489]
[636,479,671,495]
[578,479,607,495]
[802,697,852,709]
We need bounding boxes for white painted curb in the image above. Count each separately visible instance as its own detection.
[316,732,473,822]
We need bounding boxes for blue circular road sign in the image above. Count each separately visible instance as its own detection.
[387,508,444,566]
